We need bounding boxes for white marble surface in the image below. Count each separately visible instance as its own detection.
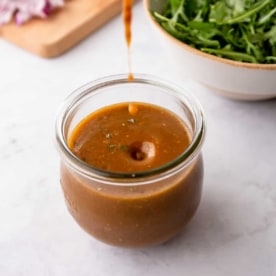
[0,2,276,276]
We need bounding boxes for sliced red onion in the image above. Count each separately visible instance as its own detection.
[0,0,64,25]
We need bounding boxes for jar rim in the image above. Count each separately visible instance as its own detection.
[55,73,206,184]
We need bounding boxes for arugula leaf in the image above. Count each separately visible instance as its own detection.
[152,0,276,63]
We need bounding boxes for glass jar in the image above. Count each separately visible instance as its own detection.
[55,74,205,248]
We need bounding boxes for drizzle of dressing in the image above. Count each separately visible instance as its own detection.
[123,0,134,81]
[123,1,137,115]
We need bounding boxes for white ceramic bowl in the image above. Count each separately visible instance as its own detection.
[144,0,276,100]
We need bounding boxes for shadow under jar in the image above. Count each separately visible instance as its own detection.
[55,74,206,248]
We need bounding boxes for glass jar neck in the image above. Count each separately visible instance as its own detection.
[55,74,205,184]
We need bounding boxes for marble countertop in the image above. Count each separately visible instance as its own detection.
[0,2,275,275]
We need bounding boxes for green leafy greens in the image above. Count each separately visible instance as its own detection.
[152,0,276,63]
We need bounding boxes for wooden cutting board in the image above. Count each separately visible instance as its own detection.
[0,0,123,58]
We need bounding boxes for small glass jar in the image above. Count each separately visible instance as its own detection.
[55,74,205,248]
